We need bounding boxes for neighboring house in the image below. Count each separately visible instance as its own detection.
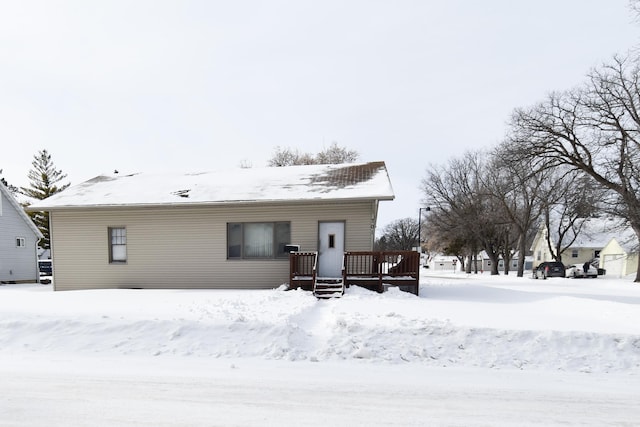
[497,253,534,271]
[38,248,51,260]
[530,226,552,266]
[476,251,533,273]
[478,251,492,272]
[0,182,43,283]
[530,218,617,267]
[428,255,458,272]
[27,162,395,291]
[599,232,639,278]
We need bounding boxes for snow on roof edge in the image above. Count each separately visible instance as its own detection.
[27,162,395,210]
[0,181,44,238]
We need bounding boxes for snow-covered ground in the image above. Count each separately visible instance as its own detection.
[1,272,639,426]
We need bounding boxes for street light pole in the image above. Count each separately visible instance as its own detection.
[418,206,431,252]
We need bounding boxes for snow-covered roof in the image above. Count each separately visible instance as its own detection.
[605,228,639,253]
[0,182,43,238]
[568,217,627,249]
[28,162,395,209]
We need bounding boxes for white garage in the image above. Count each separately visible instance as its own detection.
[600,235,638,279]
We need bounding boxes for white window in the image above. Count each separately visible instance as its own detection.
[109,227,127,263]
[16,237,26,248]
[571,249,579,258]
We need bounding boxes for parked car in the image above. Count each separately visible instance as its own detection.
[38,259,53,284]
[533,261,566,279]
[565,263,598,278]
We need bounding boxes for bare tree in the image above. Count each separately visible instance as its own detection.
[267,147,312,167]
[508,55,640,282]
[539,169,603,262]
[267,143,359,166]
[316,142,359,164]
[0,169,19,195]
[630,0,640,20]
[422,151,508,275]
[423,202,479,273]
[376,217,419,251]
[422,158,478,269]
[486,143,548,276]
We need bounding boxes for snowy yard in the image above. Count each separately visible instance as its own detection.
[1,272,639,426]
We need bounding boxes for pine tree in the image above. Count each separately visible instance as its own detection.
[20,149,71,249]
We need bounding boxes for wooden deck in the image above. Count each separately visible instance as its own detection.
[289,251,420,297]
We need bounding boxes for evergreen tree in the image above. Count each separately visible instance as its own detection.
[20,149,71,249]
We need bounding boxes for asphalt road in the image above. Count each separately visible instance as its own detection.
[1,356,639,427]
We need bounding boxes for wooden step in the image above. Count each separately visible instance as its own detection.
[314,281,344,299]
[315,290,344,299]
[316,278,343,284]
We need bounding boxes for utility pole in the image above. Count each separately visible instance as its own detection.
[418,207,431,252]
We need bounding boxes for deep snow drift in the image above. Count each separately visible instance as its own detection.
[1,273,639,373]
[1,272,639,426]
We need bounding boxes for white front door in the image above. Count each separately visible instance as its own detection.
[318,221,345,277]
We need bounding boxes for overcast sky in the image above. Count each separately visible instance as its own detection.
[1,1,638,232]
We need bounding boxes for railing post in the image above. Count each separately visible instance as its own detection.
[377,251,383,293]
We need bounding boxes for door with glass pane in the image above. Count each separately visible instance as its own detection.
[317,221,345,277]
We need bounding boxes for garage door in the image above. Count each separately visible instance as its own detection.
[603,254,624,277]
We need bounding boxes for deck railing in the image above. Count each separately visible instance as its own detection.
[288,251,317,291]
[343,251,420,295]
[289,250,420,295]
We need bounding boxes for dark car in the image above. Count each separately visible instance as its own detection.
[38,259,53,284]
[533,261,565,279]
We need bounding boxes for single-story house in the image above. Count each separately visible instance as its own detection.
[27,162,395,291]
[497,253,534,271]
[427,255,459,272]
[0,182,43,283]
[530,217,618,267]
[599,232,639,278]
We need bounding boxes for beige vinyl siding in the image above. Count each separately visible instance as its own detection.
[600,238,639,278]
[563,247,599,265]
[49,200,376,291]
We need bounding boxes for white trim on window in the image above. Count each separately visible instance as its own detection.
[108,227,127,263]
[227,222,291,259]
